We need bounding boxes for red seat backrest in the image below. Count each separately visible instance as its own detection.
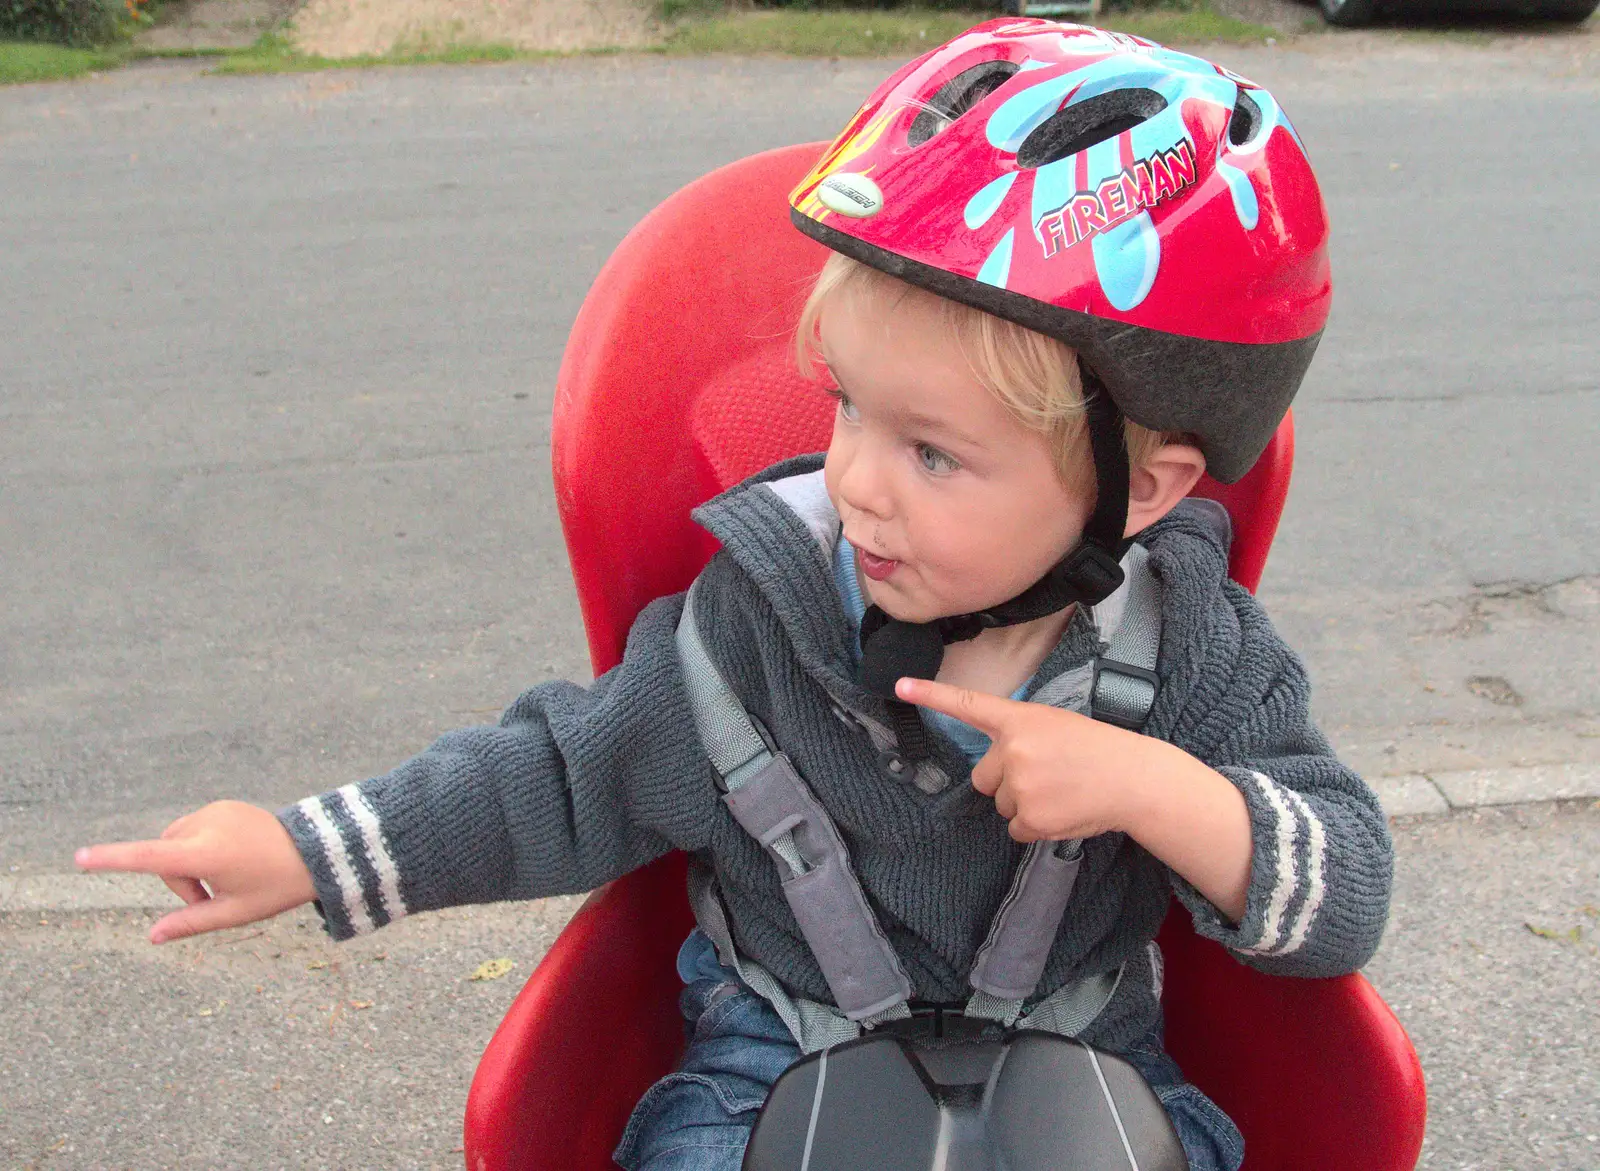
[464,143,1424,1171]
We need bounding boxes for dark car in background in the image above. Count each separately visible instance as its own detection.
[1320,0,1596,24]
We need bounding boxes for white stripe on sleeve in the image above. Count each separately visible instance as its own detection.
[1278,788,1327,956]
[1239,771,1300,955]
[336,783,406,923]
[296,794,376,936]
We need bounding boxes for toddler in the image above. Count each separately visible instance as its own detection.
[79,22,1392,1171]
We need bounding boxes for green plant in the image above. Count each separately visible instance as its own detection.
[658,0,726,21]
[0,38,122,80]
[0,0,120,45]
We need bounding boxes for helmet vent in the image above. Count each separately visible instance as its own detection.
[1229,90,1262,146]
[908,61,1021,148]
[1015,88,1168,170]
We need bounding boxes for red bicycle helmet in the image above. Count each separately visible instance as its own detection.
[791,23,1332,746]
[789,19,1330,484]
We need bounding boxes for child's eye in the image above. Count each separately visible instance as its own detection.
[916,443,960,475]
[833,392,860,423]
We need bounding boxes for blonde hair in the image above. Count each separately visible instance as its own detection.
[795,253,1176,489]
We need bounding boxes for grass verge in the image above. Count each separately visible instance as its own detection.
[663,5,1278,55]
[209,33,527,75]
[665,9,978,54]
[0,34,539,84]
[3,4,1279,85]
[1101,4,1281,41]
[0,40,125,83]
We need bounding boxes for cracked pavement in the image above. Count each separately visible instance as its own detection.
[3,34,1598,1171]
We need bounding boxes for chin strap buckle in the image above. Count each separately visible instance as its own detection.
[1052,543,1125,607]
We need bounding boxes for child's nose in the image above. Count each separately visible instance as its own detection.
[835,445,896,522]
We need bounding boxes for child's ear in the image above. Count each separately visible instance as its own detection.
[1124,443,1207,538]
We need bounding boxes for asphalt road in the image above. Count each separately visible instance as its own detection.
[2,33,1598,1171]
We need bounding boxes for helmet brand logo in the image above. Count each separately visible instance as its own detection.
[817,172,885,218]
[1037,139,1198,257]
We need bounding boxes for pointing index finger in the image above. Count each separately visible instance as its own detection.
[75,839,203,878]
[894,677,1020,736]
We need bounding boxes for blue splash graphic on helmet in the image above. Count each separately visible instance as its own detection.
[977,228,1015,288]
[1093,214,1161,310]
[1030,157,1077,235]
[1080,136,1159,310]
[1216,160,1258,231]
[976,40,1306,310]
[965,172,1017,230]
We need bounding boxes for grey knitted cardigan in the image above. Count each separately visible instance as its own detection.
[279,454,1393,1053]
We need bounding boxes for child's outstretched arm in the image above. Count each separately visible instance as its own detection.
[78,592,707,944]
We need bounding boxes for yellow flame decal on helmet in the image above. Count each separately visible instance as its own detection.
[790,105,897,223]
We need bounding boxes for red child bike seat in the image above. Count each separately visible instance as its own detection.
[461,142,1426,1171]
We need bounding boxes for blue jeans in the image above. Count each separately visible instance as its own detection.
[615,931,1245,1171]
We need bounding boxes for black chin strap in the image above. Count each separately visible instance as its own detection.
[858,363,1131,761]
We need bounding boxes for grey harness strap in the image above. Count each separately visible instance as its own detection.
[965,839,1088,1022]
[675,542,1162,1046]
[678,583,914,1022]
[963,542,1164,1026]
[1090,542,1162,729]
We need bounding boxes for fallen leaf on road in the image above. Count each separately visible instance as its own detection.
[469,957,514,982]
[307,960,329,970]
[1525,922,1582,943]
[349,1000,373,1010]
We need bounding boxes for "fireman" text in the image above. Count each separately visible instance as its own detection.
[1037,139,1199,257]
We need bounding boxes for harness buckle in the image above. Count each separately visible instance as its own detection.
[1091,658,1161,729]
[879,1005,1003,1044]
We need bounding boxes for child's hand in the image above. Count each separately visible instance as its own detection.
[895,677,1160,842]
[897,677,1253,922]
[76,801,317,944]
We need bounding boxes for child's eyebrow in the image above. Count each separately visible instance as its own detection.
[892,403,989,451]
[832,372,988,452]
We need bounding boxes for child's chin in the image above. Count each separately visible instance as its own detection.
[867,581,1007,626]
[863,593,916,624]
[864,590,945,626]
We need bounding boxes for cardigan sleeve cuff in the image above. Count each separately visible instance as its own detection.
[277,783,410,942]
[1170,768,1326,959]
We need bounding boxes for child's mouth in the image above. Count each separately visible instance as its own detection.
[856,549,899,581]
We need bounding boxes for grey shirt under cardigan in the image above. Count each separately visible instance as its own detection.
[279,453,1394,1056]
